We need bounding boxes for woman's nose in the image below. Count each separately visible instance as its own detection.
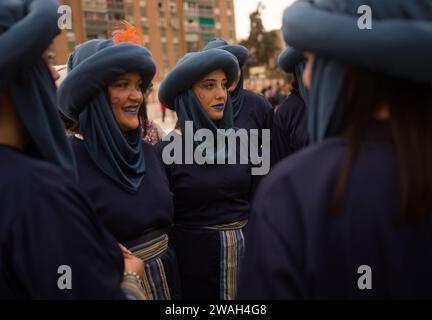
[216,84,227,100]
[129,87,143,101]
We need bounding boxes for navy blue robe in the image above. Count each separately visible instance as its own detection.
[71,137,174,244]
[70,137,180,299]
[234,90,274,133]
[0,145,125,299]
[156,136,251,226]
[271,94,308,166]
[157,135,252,299]
[239,137,432,299]
[235,90,273,194]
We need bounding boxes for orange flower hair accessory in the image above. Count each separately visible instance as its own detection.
[112,21,144,46]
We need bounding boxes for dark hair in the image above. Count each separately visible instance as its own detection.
[59,112,79,134]
[140,82,154,138]
[175,120,181,131]
[333,67,432,223]
[139,99,148,137]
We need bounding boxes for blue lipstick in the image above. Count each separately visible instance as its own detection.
[123,106,139,115]
[212,103,225,110]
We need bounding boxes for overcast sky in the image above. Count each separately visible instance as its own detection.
[234,0,295,40]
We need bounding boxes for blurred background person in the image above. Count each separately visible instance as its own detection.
[270,48,309,167]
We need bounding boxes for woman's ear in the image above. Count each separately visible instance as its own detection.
[302,52,315,90]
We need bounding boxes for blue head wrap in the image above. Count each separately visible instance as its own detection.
[282,0,432,143]
[158,49,239,161]
[0,0,76,179]
[0,0,76,178]
[202,39,249,67]
[58,39,156,192]
[202,39,249,120]
[278,47,309,105]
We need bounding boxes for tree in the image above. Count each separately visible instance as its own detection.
[240,2,281,75]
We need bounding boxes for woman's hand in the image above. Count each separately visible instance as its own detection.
[118,243,133,256]
[119,244,144,279]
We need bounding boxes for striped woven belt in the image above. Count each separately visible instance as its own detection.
[127,234,172,300]
[176,219,248,231]
[130,234,169,262]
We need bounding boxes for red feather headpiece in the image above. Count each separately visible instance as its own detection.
[112,21,144,46]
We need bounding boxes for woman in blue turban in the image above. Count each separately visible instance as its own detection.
[201,39,273,193]
[0,0,146,299]
[240,0,432,299]
[157,49,252,299]
[201,39,274,136]
[271,48,309,166]
[58,23,179,300]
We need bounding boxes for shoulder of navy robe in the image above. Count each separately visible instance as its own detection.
[234,90,274,131]
[0,145,125,299]
[233,90,273,196]
[156,135,251,226]
[240,138,432,299]
[71,137,174,244]
[271,93,309,166]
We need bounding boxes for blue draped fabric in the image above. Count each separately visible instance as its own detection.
[0,0,77,179]
[294,63,308,106]
[175,89,234,161]
[58,39,156,192]
[282,0,432,143]
[229,72,245,120]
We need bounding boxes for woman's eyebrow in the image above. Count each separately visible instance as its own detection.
[202,78,227,82]
[112,77,130,82]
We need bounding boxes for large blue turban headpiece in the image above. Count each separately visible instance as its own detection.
[202,39,249,120]
[158,48,239,161]
[58,39,156,192]
[0,0,76,179]
[282,0,432,143]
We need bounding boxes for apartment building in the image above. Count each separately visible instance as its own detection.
[52,0,236,81]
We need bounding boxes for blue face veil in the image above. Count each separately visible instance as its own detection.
[158,49,239,162]
[58,40,156,192]
[201,39,249,120]
[282,0,432,143]
[0,0,77,179]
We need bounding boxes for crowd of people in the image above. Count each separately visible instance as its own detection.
[1,0,432,300]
